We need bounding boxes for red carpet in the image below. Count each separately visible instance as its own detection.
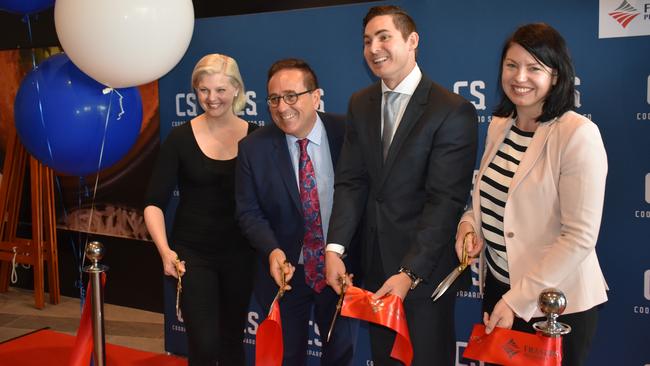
[0,329,187,366]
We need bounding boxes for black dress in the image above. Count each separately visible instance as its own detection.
[145,121,258,366]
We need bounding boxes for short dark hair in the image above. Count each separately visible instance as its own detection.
[363,5,416,41]
[267,58,319,91]
[494,23,575,122]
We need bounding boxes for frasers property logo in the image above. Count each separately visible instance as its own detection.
[608,0,641,28]
[599,0,650,38]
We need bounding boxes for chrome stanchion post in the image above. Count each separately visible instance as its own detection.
[533,288,572,337]
[84,241,109,366]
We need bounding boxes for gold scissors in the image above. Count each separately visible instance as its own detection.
[268,260,288,315]
[430,232,472,301]
[327,275,348,342]
[175,257,184,321]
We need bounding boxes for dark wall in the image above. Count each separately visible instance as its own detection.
[0,1,378,50]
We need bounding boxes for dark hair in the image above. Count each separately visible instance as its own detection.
[267,58,319,91]
[363,5,416,41]
[493,23,575,122]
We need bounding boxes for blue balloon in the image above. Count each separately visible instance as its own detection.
[0,0,54,14]
[14,53,143,176]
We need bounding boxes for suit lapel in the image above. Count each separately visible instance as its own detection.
[508,119,557,198]
[366,85,384,176]
[271,128,301,212]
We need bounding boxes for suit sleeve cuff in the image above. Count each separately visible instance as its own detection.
[326,243,345,256]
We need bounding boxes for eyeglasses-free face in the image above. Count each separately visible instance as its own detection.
[266,89,314,107]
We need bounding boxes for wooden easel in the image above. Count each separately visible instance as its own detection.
[0,131,59,309]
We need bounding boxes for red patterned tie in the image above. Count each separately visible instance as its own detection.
[297,139,326,292]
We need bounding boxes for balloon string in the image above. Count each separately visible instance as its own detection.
[102,87,125,120]
[24,15,37,70]
[80,88,115,270]
[24,14,55,164]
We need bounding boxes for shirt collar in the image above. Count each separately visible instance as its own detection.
[285,113,324,147]
[381,64,422,96]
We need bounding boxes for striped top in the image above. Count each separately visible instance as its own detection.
[479,124,535,285]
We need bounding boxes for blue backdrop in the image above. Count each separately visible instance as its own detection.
[158,1,650,364]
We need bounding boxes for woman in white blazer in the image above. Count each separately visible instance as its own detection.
[456,23,608,366]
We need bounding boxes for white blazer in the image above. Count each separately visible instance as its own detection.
[461,111,608,321]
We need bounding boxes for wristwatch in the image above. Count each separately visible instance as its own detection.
[398,267,422,290]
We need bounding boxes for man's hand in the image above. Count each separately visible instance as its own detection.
[269,249,294,291]
[483,298,515,334]
[372,272,411,301]
[325,251,351,294]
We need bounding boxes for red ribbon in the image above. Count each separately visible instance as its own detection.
[255,299,283,366]
[69,273,106,366]
[341,285,413,366]
[463,324,562,366]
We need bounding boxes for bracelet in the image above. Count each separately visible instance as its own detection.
[398,267,422,290]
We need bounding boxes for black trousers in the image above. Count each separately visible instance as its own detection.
[483,270,599,366]
[176,245,255,366]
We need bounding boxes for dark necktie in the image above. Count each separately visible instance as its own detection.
[297,139,326,292]
[382,91,400,160]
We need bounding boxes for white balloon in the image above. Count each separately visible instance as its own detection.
[54,0,194,88]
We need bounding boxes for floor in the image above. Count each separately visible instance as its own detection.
[0,286,167,355]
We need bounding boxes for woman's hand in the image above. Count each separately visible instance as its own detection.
[483,298,515,334]
[455,221,483,263]
[162,249,185,278]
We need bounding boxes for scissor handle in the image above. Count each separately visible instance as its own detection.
[279,264,287,298]
[174,258,183,290]
[461,231,473,266]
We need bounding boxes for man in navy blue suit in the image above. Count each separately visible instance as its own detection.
[236,58,355,365]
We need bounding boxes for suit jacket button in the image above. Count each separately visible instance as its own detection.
[506,232,514,238]
[376,197,384,203]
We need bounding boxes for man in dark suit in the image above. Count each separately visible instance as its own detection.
[325,5,478,366]
[236,59,355,365]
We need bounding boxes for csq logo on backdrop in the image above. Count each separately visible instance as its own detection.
[173,88,327,126]
[599,0,650,38]
[455,341,485,366]
[646,173,650,204]
[453,81,491,125]
[175,91,260,118]
[645,269,650,300]
[634,173,650,218]
[636,269,650,314]
[637,75,650,120]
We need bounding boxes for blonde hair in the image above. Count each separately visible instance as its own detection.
[191,54,246,113]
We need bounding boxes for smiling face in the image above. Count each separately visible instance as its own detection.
[195,72,239,119]
[267,68,320,138]
[501,42,557,118]
[363,14,418,89]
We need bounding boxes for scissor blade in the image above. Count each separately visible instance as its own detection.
[431,265,467,301]
[327,279,347,342]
